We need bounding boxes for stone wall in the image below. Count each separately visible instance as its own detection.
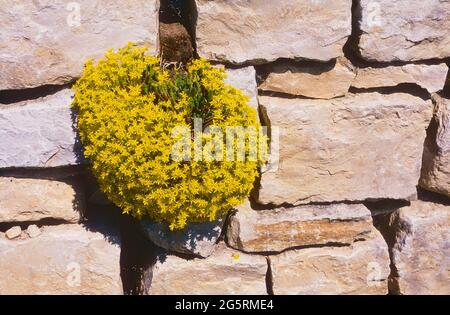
[0,0,449,295]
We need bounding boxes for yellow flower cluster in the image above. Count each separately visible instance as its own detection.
[73,43,266,230]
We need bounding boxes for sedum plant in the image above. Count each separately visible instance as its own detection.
[72,44,266,230]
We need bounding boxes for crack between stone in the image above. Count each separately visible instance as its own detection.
[229,241,353,257]
[0,82,73,105]
[0,218,76,233]
[265,257,274,295]
[348,83,431,100]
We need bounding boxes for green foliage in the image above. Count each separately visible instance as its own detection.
[141,61,215,128]
[72,44,266,230]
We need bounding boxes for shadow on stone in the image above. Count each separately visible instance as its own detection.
[0,165,87,179]
[120,215,166,295]
[348,83,431,100]
[417,187,450,205]
[0,83,72,105]
[140,218,223,258]
[256,58,338,84]
[81,203,121,246]
[364,199,410,217]
[70,105,88,166]
[0,218,69,233]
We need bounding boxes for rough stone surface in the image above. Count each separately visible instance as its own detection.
[270,229,390,295]
[227,201,373,253]
[223,66,258,109]
[149,243,267,295]
[0,89,85,168]
[141,218,223,258]
[0,0,159,90]
[258,93,433,205]
[353,63,449,93]
[259,57,355,99]
[5,226,21,240]
[0,224,122,294]
[0,176,84,223]
[358,0,450,62]
[195,0,352,64]
[386,200,450,295]
[420,95,450,198]
[26,225,41,238]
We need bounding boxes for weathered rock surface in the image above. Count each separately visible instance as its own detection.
[420,95,450,197]
[141,218,223,258]
[0,0,159,90]
[258,93,433,205]
[259,57,355,99]
[357,0,450,62]
[0,89,85,168]
[353,63,449,93]
[224,66,258,109]
[0,224,122,294]
[385,200,450,295]
[227,201,373,253]
[5,226,21,240]
[270,229,390,294]
[26,225,41,238]
[195,0,352,64]
[0,176,84,223]
[149,243,267,295]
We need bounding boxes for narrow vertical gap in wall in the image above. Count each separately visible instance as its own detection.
[265,257,274,295]
[372,211,400,295]
[365,199,409,295]
[420,108,439,175]
[185,0,198,56]
[343,0,364,66]
[158,0,197,65]
[120,215,159,295]
[442,58,450,98]
[249,105,272,208]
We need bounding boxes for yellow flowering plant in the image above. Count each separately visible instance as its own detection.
[72,43,266,230]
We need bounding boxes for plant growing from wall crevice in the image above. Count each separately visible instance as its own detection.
[72,44,266,230]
